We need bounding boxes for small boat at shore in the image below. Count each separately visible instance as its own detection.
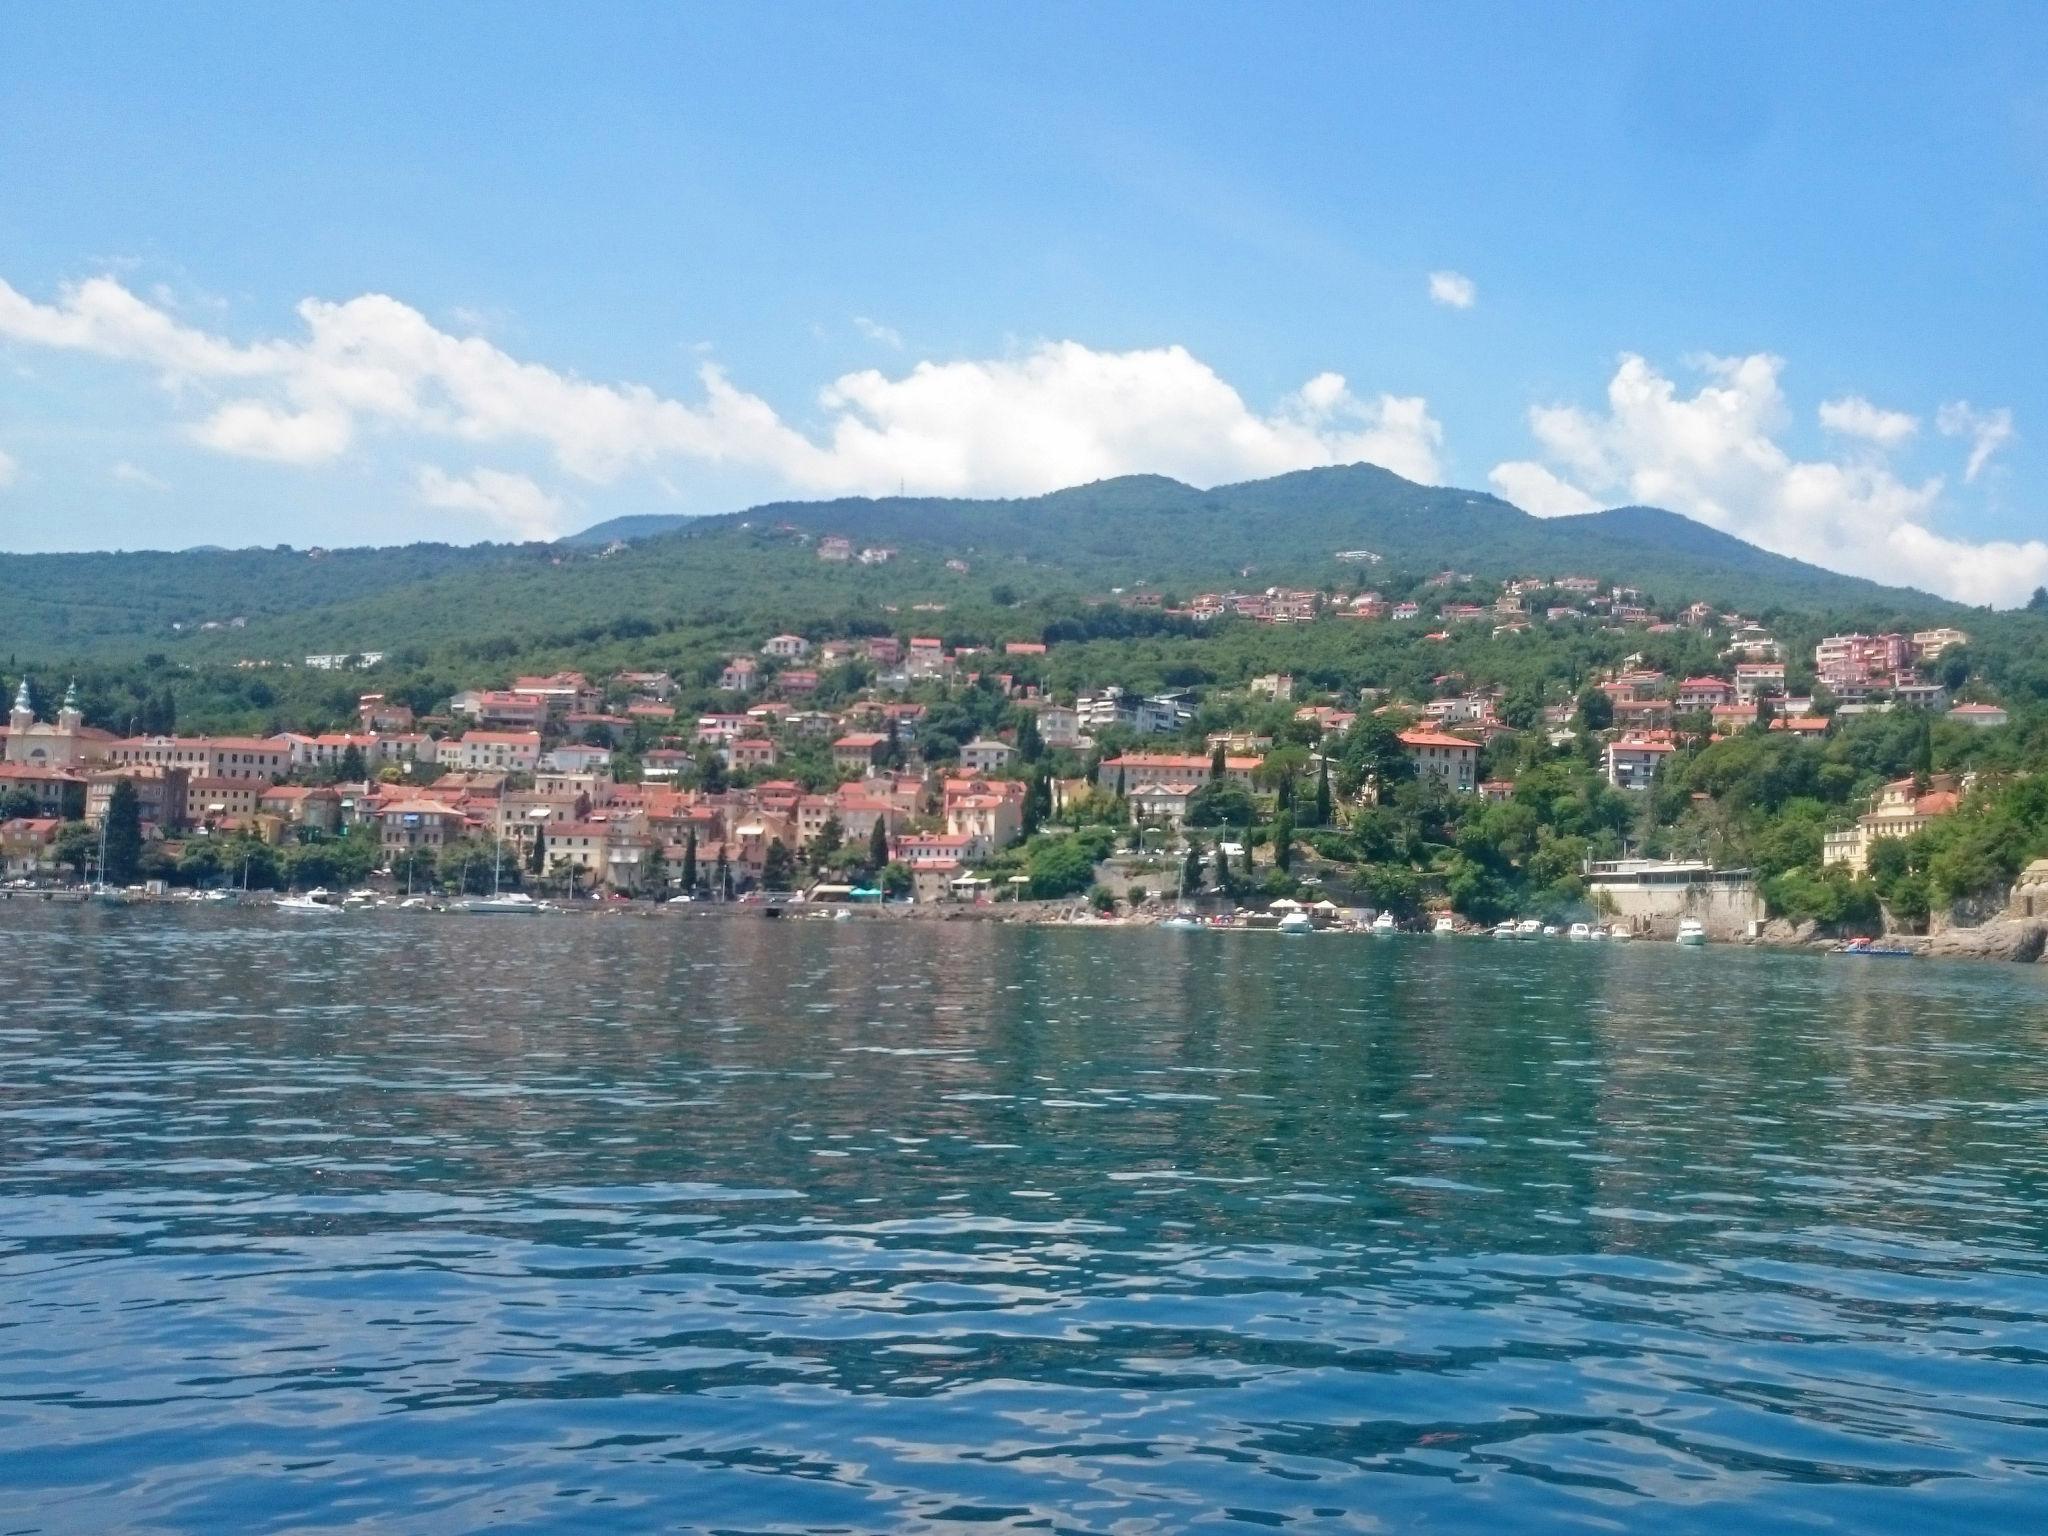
[1567,921,1592,941]
[457,891,545,915]
[1492,921,1517,940]
[1676,918,1707,946]
[1432,914,1457,936]
[1277,910,1315,935]
[1372,911,1398,935]
[1834,937,1914,957]
[1515,919,1543,939]
[276,889,342,913]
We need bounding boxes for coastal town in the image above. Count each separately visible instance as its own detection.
[0,561,2014,943]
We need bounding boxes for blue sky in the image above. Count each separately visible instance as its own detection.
[1,2,2045,601]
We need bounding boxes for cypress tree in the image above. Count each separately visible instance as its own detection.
[1273,810,1294,873]
[103,778,143,884]
[1314,757,1332,828]
[681,828,698,892]
[1209,742,1226,780]
[868,815,889,872]
[1184,834,1203,892]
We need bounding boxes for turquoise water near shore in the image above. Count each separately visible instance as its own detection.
[2,909,2046,1532]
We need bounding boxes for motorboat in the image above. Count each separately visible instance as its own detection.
[1676,917,1707,946]
[1607,923,1633,941]
[1492,921,1517,939]
[1541,924,1561,938]
[1277,910,1315,935]
[1432,914,1457,936]
[1567,922,1593,941]
[276,889,342,913]
[1372,911,1398,935]
[1515,919,1543,939]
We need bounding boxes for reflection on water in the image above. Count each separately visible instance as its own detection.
[2,909,2046,1532]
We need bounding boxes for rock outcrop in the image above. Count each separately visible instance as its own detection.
[1907,919,2048,964]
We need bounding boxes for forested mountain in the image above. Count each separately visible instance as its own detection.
[0,464,1967,666]
[576,465,1951,617]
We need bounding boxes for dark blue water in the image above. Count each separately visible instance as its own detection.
[3,909,2046,1532]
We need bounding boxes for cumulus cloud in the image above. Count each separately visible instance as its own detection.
[110,461,169,491]
[1428,270,1477,309]
[1489,352,2045,606]
[1818,395,1917,447]
[1936,400,2014,482]
[1487,460,1598,517]
[416,466,566,542]
[0,447,16,489]
[0,274,1445,501]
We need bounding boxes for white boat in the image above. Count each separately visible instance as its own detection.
[1515,919,1543,939]
[1492,921,1518,940]
[1676,917,1707,946]
[1157,914,1203,930]
[458,892,545,914]
[1567,922,1592,941]
[276,889,342,913]
[1608,923,1633,942]
[1372,911,1398,935]
[456,842,542,913]
[1541,924,1561,938]
[1277,910,1315,935]
[1432,914,1457,935]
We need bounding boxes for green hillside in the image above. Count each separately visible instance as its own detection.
[0,465,1969,669]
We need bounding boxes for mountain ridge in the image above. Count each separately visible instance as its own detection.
[0,465,1968,663]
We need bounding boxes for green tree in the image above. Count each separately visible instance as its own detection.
[1183,833,1203,893]
[1574,687,1613,733]
[1312,757,1332,828]
[53,821,95,880]
[866,815,889,874]
[103,779,143,883]
[809,816,843,874]
[762,838,796,891]
[1272,809,1294,873]
[681,828,699,893]
[1209,742,1226,780]
[338,743,367,781]
[1025,835,1098,898]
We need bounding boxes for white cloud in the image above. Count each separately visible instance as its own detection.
[415,466,566,542]
[1936,400,2014,482]
[0,273,1445,500]
[1490,352,2048,606]
[1818,395,1917,447]
[851,315,904,349]
[1428,270,1477,309]
[110,461,169,491]
[1488,460,1599,517]
[193,400,354,463]
[0,447,16,489]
